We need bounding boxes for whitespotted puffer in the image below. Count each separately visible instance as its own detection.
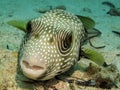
[18,9,85,81]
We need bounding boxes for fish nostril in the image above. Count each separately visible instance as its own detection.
[23,61,29,68]
[22,61,44,70]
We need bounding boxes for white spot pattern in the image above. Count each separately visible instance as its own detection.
[19,9,84,80]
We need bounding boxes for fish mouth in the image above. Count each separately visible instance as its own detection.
[22,61,44,70]
[20,59,46,80]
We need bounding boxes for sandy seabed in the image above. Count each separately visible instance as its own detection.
[0,0,120,90]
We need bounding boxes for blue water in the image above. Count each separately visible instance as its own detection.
[0,0,120,89]
[0,0,119,51]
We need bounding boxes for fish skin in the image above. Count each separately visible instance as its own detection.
[18,9,84,81]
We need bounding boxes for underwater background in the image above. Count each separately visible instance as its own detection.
[0,0,120,90]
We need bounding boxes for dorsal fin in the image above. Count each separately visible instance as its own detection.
[76,15,95,30]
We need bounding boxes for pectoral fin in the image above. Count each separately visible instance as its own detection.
[7,20,28,32]
[81,48,105,66]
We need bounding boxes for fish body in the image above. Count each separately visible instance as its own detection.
[18,9,84,80]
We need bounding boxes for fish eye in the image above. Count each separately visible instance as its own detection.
[63,33,72,49]
[57,31,73,55]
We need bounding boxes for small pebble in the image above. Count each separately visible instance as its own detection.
[107,8,120,16]
[8,81,14,87]
[83,7,92,13]
[116,54,120,56]
[7,45,9,49]
[116,46,120,49]
[8,14,13,17]
[55,5,66,10]
[35,6,52,13]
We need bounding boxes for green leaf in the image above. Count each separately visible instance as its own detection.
[82,48,105,66]
[76,15,95,29]
[7,20,28,32]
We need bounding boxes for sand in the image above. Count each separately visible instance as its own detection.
[0,0,120,90]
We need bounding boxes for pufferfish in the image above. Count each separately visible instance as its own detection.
[18,9,85,81]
